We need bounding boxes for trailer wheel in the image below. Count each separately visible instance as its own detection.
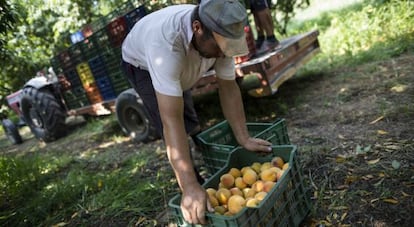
[115,89,159,143]
[20,87,66,142]
[1,118,23,144]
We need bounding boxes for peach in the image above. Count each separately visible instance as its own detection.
[208,194,219,207]
[206,188,217,197]
[282,162,289,170]
[242,168,258,186]
[251,162,262,173]
[246,198,260,208]
[260,162,273,172]
[214,205,227,215]
[216,188,231,205]
[229,187,244,197]
[263,181,276,192]
[228,195,246,214]
[271,156,285,169]
[255,191,268,201]
[251,180,265,192]
[243,188,257,199]
[220,173,235,189]
[240,166,253,175]
[260,168,277,182]
[228,168,242,178]
[235,177,247,190]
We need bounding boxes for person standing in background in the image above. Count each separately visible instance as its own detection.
[246,0,280,54]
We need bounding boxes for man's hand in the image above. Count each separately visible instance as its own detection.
[242,137,272,153]
[181,183,213,224]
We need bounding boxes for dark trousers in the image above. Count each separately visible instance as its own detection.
[121,60,201,139]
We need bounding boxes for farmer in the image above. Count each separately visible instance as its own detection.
[121,0,272,224]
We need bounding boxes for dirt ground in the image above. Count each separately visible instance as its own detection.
[1,53,413,226]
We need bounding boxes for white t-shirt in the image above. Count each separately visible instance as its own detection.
[121,4,236,97]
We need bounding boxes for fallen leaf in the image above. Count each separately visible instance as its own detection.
[391,160,401,169]
[370,116,384,124]
[330,206,349,210]
[336,155,347,163]
[402,191,412,197]
[390,84,407,93]
[370,198,380,203]
[341,212,348,221]
[377,130,388,135]
[383,198,399,204]
[367,158,380,165]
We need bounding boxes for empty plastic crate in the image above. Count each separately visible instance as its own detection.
[196,119,290,174]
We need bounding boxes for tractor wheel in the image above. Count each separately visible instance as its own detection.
[20,87,66,142]
[115,89,159,143]
[1,118,23,144]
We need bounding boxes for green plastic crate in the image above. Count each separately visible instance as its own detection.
[168,145,311,226]
[196,119,290,175]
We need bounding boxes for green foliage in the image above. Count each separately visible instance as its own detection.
[0,144,176,226]
[270,0,310,35]
[289,0,414,71]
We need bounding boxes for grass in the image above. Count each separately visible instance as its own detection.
[1,0,414,226]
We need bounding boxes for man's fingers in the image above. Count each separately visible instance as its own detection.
[196,206,207,224]
[181,206,192,224]
[206,197,214,213]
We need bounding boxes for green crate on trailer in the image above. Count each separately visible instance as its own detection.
[196,119,290,175]
[169,145,311,226]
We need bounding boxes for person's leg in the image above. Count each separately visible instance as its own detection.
[251,0,280,53]
[121,61,163,137]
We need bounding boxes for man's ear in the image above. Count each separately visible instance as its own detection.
[192,20,202,34]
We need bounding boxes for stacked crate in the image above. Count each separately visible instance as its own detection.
[50,2,148,111]
[76,62,103,104]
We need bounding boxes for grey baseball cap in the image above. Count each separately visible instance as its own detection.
[199,0,249,57]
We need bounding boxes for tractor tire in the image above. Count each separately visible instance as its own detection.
[1,118,23,144]
[115,89,159,143]
[20,87,66,142]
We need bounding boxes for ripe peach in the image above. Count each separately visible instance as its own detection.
[228,168,242,178]
[216,188,231,205]
[282,162,289,170]
[242,168,258,186]
[243,188,257,199]
[208,194,219,207]
[271,156,285,169]
[263,181,276,192]
[220,173,235,189]
[260,162,273,172]
[255,191,268,201]
[228,195,246,214]
[229,187,244,197]
[206,188,217,197]
[251,162,262,173]
[240,166,253,175]
[246,198,260,208]
[235,177,247,190]
[260,168,277,182]
[251,180,265,192]
[214,205,227,215]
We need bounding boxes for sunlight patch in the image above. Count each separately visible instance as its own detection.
[390,84,407,93]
